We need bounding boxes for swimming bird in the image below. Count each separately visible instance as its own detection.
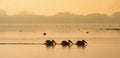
[76,40,87,47]
[61,40,73,47]
[44,40,56,47]
[43,32,47,36]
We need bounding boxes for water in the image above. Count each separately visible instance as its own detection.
[0,24,120,58]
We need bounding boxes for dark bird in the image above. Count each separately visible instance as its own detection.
[61,40,73,47]
[76,40,87,47]
[86,31,89,34]
[43,32,47,36]
[44,40,56,47]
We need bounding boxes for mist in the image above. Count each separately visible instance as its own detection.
[0,10,120,24]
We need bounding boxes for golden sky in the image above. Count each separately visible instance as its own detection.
[0,0,120,15]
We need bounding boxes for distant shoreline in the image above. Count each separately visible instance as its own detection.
[101,28,120,30]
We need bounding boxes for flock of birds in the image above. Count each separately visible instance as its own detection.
[43,32,87,48]
[44,40,87,47]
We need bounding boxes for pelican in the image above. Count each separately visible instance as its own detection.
[61,40,73,47]
[76,40,87,47]
[44,40,56,47]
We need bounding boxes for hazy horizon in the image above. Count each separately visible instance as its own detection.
[0,0,120,15]
[0,0,120,24]
[0,10,120,24]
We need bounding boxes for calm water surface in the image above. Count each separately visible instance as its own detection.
[0,24,120,58]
